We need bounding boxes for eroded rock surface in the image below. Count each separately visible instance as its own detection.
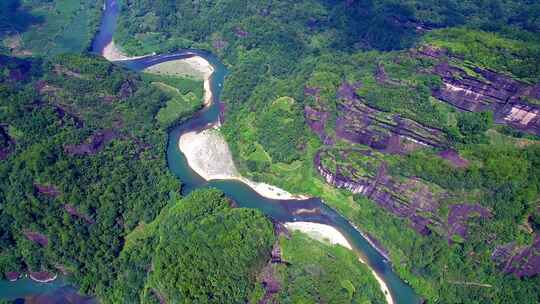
[315,148,445,235]
[495,102,540,135]
[23,230,49,247]
[5,271,20,281]
[438,149,469,168]
[447,203,492,243]
[418,44,540,136]
[336,92,446,153]
[34,183,61,198]
[64,204,95,224]
[64,129,118,156]
[492,235,540,278]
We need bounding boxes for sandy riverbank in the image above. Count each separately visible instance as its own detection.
[29,272,58,283]
[102,40,153,62]
[179,128,309,200]
[284,222,394,304]
[144,57,214,107]
[285,222,353,249]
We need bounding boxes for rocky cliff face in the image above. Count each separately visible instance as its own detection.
[494,102,540,135]
[304,80,448,154]
[64,129,118,156]
[492,234,540,278]
[315,150,372,195]
[314,147,497,239]
[314,148,446,235]
[0,124,14,160]
[336,96,447,153]
[418,45,540,136]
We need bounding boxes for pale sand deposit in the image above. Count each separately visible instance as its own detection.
[179,128,309,200]
[144,57,214,106]
[284,222,352,249]
[285,221,395,304]
[28,273,58,283]
[102,40,152,61]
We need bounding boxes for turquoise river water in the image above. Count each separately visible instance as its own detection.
[0,0,420,302]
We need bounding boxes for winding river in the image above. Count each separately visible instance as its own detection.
[1,0,420,303]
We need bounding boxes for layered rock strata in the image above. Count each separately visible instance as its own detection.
[419,45,540,135]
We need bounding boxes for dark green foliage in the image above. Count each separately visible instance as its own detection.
[0,55,204,298]
[109,189,276,304]
[454,112,493,144]
[1,0,102,56]
[1,0,539,303]
[108,0,540,303]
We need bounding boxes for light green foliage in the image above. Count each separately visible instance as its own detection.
[273,232,385,304]
[424,28,540,83]
[257,97,306,163]
[153,82,202,128]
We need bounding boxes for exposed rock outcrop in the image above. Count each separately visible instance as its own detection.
[438,149,469,168]
[336,93,446,153]
[64,129,118,156]
[23,230,49,247]
[64,204,95,224]
[5,271,20,281]
[492,234,540,278]
[118,79,136,99]
[0,124,15,160]
[33,183,61,198]
[447,203,492,243]
[304,86,336,145]
[29,271,57,283]
[417,44,540,136]
[233,26,249,38]
[494,102,540,135]
[304,104,330,142]
[315,148,445,235]
[258,263,281,304]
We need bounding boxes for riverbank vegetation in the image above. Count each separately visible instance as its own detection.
[3,53,350,304]
[142,73,203,129]
[108,189,275,303]
[272,232,385,304]
[114,0,540,303]
[0,54,204,298]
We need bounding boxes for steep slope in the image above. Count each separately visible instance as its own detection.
[112,1,540,302]
[0,54,203,298]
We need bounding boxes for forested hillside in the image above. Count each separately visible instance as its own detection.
[0,51,385,303]
[108,189,276,303]
[0,53,205,298]
[114,0,540,303]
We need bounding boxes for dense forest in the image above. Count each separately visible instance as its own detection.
[270,231,385,303]
[114,0,540,303]
[1,0,539,303]
[0,51,385,303]
[108,189,276,303]
[0,53,205,298]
